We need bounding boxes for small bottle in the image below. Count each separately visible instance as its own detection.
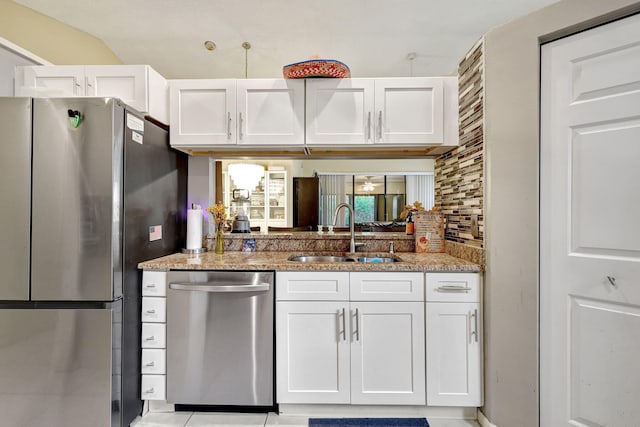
[405,212,414,235]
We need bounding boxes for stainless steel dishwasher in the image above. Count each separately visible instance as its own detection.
[166,270,274,407]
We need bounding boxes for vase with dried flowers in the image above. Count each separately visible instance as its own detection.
[206,201,228,254]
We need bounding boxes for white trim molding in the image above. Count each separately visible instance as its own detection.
[478,410,499,427]
[0,37,52,65]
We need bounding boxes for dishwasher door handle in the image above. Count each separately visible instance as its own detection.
[169,282,271,293]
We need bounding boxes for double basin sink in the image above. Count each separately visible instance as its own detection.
[288,255,401,263]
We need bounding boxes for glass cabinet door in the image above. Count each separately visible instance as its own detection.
[266,171,287,226]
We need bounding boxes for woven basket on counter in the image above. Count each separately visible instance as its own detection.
[413,211,445,253]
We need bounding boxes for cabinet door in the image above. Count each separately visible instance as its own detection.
[85,65,147,112]
[236,79,304,145]
[20,66,85,96]
[169,79,236,146]
[374,78,444,144]
[350,302,425,405]
[306,78,375,145]
[276,301,350,404]
[426,302,482,406]
[267,170,287,227]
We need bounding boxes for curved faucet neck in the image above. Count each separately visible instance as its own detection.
[333,203,356,252]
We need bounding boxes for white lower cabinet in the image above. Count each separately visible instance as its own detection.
[141,270,168,401]
[350,302,425,405]
[425,273,482,407]
[276,271,425,405]
[276,301,350,403]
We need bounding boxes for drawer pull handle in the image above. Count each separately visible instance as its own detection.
[145,309,156,314]
[145,361,155,367]
[437,285,472,292]
[145,284,156,288]
[144,336,155,341]
[144,388,155,394]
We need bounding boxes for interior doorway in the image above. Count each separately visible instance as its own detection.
[540,12,640,426]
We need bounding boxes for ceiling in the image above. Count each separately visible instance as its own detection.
[14,0,559,80]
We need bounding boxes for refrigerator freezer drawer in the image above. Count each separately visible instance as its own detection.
[0,307,117,427]
[141,375,166,400]
[142,323,166,348]
[142,349,166,374]
[142,297,166,322]
[142,271,167,297]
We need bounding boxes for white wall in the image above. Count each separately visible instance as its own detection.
[483,1,640,426]
[300,158,434,176]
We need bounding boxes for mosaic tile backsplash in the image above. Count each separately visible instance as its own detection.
[435,38,484,250]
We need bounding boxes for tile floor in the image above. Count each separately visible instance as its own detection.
[132,412,480,427]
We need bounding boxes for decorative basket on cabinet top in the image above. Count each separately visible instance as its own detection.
[283,59,350,79]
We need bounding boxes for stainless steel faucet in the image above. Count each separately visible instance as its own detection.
[333,202,356,253]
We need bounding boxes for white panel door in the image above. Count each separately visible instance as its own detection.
[305,78,375,145]
[426,302,482,406]
[276,301,350,404]
[22,65,84,96]
[374,78,444,144]
[350,302,425,405]
[236,79,304,145]
[169,79,236,146]
[85,65,147,112]
[541,13,640,427]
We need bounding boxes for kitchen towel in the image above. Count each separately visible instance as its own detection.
[309,418,429,427]
[186,205,203,249]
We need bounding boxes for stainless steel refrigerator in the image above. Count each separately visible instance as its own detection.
[0,97,187,427]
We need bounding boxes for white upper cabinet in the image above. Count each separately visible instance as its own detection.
[170,79,236,146]
[170,79,305,148]
[19,65,85,96]
[305,78,375,145]
[236,79,305,145]
[374,78,443,144]
[306,77,458,146]
[16,65,168,123]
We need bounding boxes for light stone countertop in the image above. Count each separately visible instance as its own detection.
[138,251,481,273]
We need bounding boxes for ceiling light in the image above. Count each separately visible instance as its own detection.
[204,40,216,51]
[362,176,375,192]
[228,163,264,191]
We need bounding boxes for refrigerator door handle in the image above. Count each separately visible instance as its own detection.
[169,282,270,293]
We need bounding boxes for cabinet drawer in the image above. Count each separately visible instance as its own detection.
[142,323,166,348]
[141,375,166,400]
[276,272,349,301]
[141,297,166,322]
[142,271,167,297]
[426,273,480,302]
[141,349,166,374]
[350,272,424,301]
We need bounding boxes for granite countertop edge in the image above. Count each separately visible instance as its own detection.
[138,251,481,273]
